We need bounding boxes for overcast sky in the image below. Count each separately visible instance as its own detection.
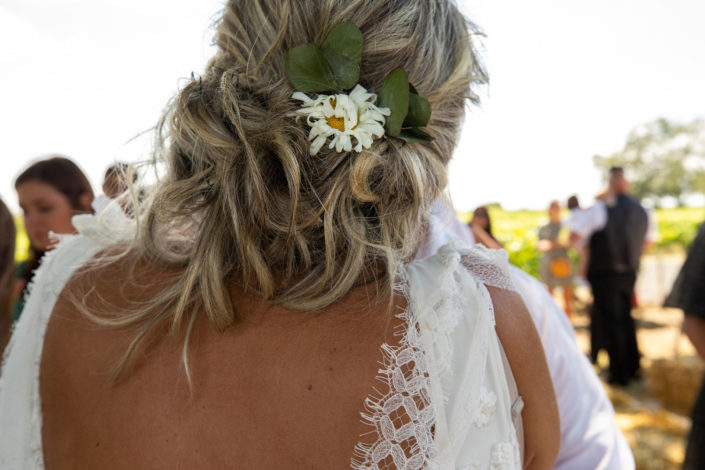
[1,0,704,213]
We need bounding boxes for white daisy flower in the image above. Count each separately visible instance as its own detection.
[292,84,391,156]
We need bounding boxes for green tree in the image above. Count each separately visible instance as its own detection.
[593,118,705,206]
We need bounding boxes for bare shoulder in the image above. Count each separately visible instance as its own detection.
[39,251,401,469]
[486,285,560,470]
[40,249,185,468]
[60,247,183,312]
[46,247,185,341]
[41,246,185,388]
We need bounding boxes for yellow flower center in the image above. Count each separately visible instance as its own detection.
[326,115,346,132]
[325,99,345,131]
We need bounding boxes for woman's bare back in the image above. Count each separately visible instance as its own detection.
[40,256,401,469]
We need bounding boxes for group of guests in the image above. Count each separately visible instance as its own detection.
[539,167,649,387]
[533,168,705,467]
[469,167,650,386]
[0,156,131,349]
[442,167,705,468]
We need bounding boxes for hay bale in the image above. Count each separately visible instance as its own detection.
[609,385,690,470]
[647,356,704,415]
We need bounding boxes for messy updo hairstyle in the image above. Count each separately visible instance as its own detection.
[80,0,486,377]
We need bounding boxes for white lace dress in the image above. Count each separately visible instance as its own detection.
[0,204,523,470]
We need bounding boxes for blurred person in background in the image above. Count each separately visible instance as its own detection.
[12,156,94,322]
[587,166,648,385]
[566,194,601,283]
[567,194,612,279]
[537,200,573,317]
[0,198,16,356]
[469,205,503,249]
[665,221,705,470]
[99,162,140,214]
[102,162,132,199]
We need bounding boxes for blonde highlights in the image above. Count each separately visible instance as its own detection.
[77,0,486,379]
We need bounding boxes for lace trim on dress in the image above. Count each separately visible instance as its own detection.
[455,243,516,294]
[351,242,519,469]
[351,273,439,470]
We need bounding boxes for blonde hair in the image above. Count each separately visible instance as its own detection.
[78,0,486,379]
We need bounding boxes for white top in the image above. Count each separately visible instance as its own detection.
[569,199,657,248]
[419,201,635,470]
[0,201,523,469]
[568,202,608,248]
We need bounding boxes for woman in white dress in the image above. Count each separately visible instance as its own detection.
[0,1,559,468]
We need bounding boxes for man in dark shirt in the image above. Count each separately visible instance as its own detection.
[587,167,648,385]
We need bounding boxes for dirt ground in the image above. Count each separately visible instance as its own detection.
[565,283,700,470]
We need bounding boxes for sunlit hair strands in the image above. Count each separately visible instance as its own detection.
[74,0,487,380]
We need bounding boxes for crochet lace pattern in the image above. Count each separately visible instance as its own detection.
[351,244,518,469]
[351,275,437,470]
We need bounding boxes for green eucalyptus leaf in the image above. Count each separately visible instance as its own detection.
[322,22,364,63]
[404,92,431,128]
[285,44,337,92]
[322,49,360,90]
[378,68,409,137]
[398,127,433,143]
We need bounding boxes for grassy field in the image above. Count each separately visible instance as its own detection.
[459,207,704,278]
[14,215,30,262]
[654,207,705,252]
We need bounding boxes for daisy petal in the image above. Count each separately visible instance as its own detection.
[292,92,312,104]
[310,135,327,155]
